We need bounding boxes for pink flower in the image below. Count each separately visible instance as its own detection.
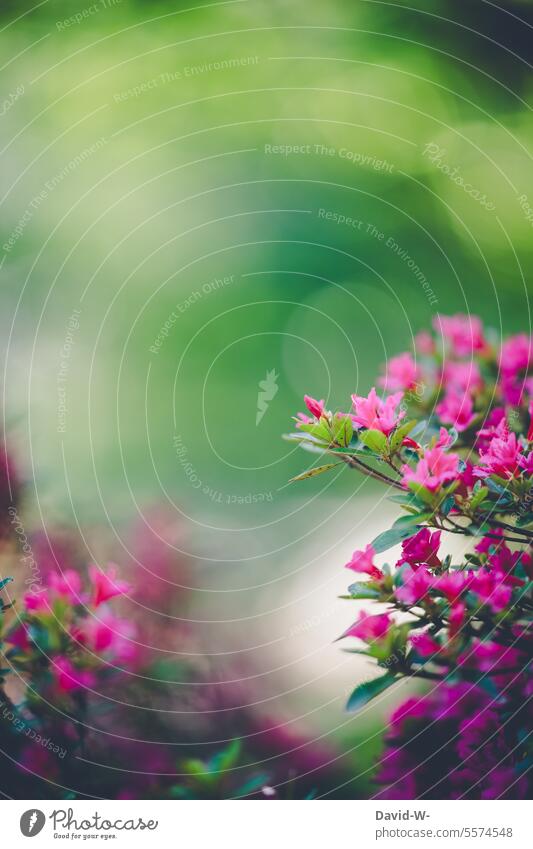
[351,387,405,435]
[345,544,383,580]
[89,563,131,607]
[7,622,32,651]
[411,631,441,658]
[458,639,518,673]
[456,460,477,496]
[519,451,533,476]
[303,395,325,419]
[49,569,83,604]
[24,590,50,613]
[415,330,435,356]
[476,407,506,450]
[295,412,313,427]
[474,421,524,479]
[436,390,476,432]
[475,528,504,554]
[498,334,533,404]
[433,570,473,602]
[343,610,392,643]
[379,353,420,392]
[397,528,441,569]
[477,537,528,583]
[402,445,460,491]
[53,657,95,693]
[441,361,483,395]
[435,426,453,448]
[395,566,433,605]
[499,333,532,375]
[470,569,512,614]
[433,314,487,357]
[77,608,139,664]
[448,601,466,637]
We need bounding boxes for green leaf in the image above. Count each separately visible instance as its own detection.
[388,492,418,506]
[289,463,340,482]
[296,421,332,442]
[371,523,421,553]
[283,433,328,446]
[209,739,241,773]
[470,486,489,512]
[332,414,353,448]
[486,476,511,494]
[347,582,380,599]
[407,481,435,506]
[439,495,455,515]
[465,523,490,537]
[236,774,271,797]
[393,513,426,527]
[389,420,417,452]
[516,513,533,528]
[358,429,387,453]
[180,759,212,781]
[346,673,397,712]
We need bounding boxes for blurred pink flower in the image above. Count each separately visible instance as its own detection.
[343,610,392,643]
[49,569,83,605]
[395,566,433,605]
[379,352,420,392]
[433,570,473,602]
[411,631,441,658]
[77,607,139,664]
[498,333,533,404]
[433,313,487,357]
[476,407,506,450]
[436,391,476,432]
[24,591,50,613]
[470,568,512,614]
[441,361,483,394]
[54,657,95,693]
[415,330,435,356]
[90,563,131,607]
[448,600,466,637]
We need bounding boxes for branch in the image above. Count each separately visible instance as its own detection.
[339,453,405,490]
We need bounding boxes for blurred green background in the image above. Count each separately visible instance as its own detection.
[1,0,532,793]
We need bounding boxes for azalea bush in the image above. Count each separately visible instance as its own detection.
[0,445,344,799]
[288,314,533,799]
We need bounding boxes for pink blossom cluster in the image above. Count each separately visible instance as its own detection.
[291,314,533,799]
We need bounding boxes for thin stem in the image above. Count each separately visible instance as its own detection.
[489,518,533,540]
[440,521,527,546]
[441,516,526,545]
[339,453,404,490]
[385,457,403,476]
